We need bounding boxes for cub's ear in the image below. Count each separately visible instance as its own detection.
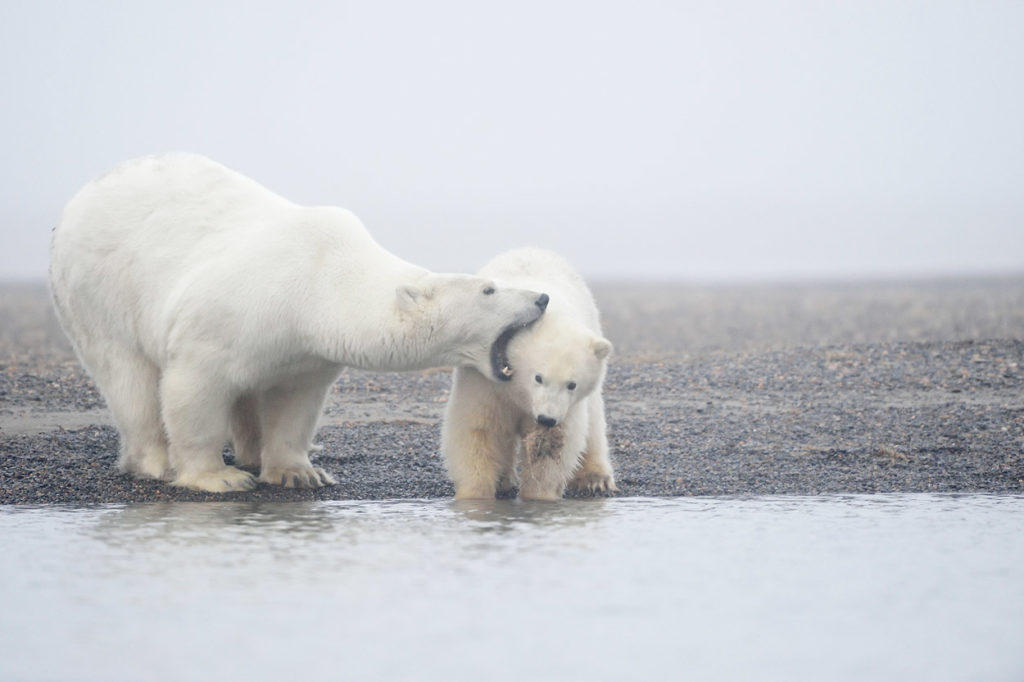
[592,337,613,360]
[396,285,422,312]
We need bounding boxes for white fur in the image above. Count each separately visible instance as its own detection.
[50,154,546,492]
[442,248,615,500]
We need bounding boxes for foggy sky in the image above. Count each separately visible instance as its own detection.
[2,1,1022,282]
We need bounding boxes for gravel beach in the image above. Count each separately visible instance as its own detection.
[2,278,1022,503]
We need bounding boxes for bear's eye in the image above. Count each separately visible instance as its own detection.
[535,374,543,384]
[567,381,577,391]
[482,286,495,295]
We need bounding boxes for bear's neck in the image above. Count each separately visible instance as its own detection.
[312,268,447,372]
[329,316,444,371]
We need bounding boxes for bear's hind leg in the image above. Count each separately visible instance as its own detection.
[160,363,255,492]
[256,373,337,488]
[230,392,263,471]
[102,352,169,480]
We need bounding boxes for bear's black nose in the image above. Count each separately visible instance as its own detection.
[537,415,557,428]
[535,293,549,310]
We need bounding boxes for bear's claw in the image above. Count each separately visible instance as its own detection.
[260,466,337,489]
[566,471,618,496]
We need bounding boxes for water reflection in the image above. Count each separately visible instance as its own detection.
[1,495,1022,682]
[91,501,349,545]
[84,497,617,550]
[449,497,611,531]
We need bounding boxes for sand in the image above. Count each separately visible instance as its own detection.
[1,278,1022,503]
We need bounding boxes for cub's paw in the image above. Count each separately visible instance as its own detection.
[566,471,618,496]
[260,466,337,489]
[173,466,256,492]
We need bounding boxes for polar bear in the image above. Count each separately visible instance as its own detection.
[50,153,548,493]
[442,248,616,500]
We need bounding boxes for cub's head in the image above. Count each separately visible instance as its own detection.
[506,316,612,428]
[397,274,548,380]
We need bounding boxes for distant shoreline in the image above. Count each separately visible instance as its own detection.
[4,270,1024,287]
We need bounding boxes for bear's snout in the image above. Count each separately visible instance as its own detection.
[535,293,549,310]
[536,414,557,428]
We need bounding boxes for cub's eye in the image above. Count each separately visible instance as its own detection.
[482,286,495,295]
[535,374,543,384]
[567,381,577,391]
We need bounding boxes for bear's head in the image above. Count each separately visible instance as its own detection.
[397,274,548,381]
[505,315,612,428]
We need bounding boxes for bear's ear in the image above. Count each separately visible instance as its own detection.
[396,285,422,312]
[592,337,613,360]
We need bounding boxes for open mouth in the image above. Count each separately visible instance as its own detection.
[490,316,540,382]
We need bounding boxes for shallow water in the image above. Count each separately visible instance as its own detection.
[1,495,1022,682]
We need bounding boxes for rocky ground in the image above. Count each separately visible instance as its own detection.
[1,278,1022,503]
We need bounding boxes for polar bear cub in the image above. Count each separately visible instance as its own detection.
[50,154,548,493]
[442,248,616,500]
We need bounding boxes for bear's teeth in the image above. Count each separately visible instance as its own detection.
[501,363,513,377]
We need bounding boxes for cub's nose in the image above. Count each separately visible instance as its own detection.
[535,293,549,310]
[536,415,557,428]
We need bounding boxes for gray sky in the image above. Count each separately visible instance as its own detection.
[2,0,1022,282]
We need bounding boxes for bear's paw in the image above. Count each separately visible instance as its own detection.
[173,466,257,492]
[566,471,618,496]
[259,465,337,489]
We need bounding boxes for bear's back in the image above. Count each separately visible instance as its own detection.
[51,154,392,363]
[58,153,292,247]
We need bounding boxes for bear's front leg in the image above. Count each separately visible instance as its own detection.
[566,393,617,495]
[256,378,337,489]
[518,421,586,501]
[230,392,263,471]
[441,368,518,499]
[496,460,520,496]
[444,424,516,500]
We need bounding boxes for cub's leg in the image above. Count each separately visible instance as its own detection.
[442,367,517,499]
[230,392,263,470]
[100,351,170,480]
[519,410,588,501]
[567,393,618,494]
[496,453,520,496]
[160,363,255,492]
[257,372,337,488]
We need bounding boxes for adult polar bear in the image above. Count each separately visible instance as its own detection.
[50,154,548,493]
